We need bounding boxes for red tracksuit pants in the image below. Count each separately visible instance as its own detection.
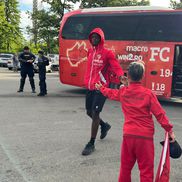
[118,135,154,182]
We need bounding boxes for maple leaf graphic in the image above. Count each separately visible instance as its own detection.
[66,42,88,67]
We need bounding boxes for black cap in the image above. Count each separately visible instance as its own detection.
[38,50,44,55]
[160,140,182,159]
[24,46,29,50]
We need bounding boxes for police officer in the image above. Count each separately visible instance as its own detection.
[37,50,49,96]
[17,46,36,93]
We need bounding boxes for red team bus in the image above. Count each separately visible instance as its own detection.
[59,6,182,101]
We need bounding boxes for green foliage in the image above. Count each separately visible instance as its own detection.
[28,0,150,53]
[29,0,81,53]
[28,9,59,54]
[0,1,7,50]
[80,0,109,8]
[0,0,23,53]
[42,0,79,19]
[109,0,149,6]
[80,0,150,8]
[170,0,182,9]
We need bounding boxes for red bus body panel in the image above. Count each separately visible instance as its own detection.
[59,8,182,100]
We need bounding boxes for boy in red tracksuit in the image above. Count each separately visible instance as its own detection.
[82,28,124,155]
[95,62,175,182]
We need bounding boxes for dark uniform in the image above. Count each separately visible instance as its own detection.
[18,52,36,92]
[37,55,49,96]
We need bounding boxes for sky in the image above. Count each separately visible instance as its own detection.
[18,0,179,39]
[150,0,171,7]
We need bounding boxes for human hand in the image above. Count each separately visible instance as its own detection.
[27,60,33,63]
[169,131,175,142]
[120,76,128,86]
[95,81,103,90]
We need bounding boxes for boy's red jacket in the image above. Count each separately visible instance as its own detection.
[84,28,123,90]
[100,82,173,138]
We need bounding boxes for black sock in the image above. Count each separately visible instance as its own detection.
[100,120,106,127]
[89,138,95,145]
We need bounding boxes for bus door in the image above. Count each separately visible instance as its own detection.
[172,45,182,97]
[145,43,174,98]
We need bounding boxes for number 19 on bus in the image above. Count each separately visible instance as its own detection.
[160,69,172,77]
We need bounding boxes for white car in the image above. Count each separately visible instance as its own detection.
[47,54,58,62]
[0,53,13,67]
[33,56,52,73]
[47,54,59,71]
[7,59,21,70]
[51,59,59,71]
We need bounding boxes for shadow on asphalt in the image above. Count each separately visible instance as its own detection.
[0,88,87,98]
[0,84,181,105]
[63,88,86,94]
[159,100,182,107]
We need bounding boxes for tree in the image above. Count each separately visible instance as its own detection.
[28,0,80,53]
[170,0,182,9]
[80,0,150,8]
[108,0,149,6]
[0,0,23,53]
[2,0,22,52]
[28,9,59,53]
[80,0,109,8]
[32,0,38,46]
[36,10,59,53]
[0,1,7,51]
[42,0,80,19]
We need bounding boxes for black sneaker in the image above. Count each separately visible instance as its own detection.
[17,90,23,93]
[82,142,95,156]
[100,122,111,139]
[32,90,36,93]
[37,93,45,96]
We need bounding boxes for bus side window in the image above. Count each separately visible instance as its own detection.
[62,16,92,40]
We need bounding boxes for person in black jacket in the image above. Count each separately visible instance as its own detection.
[17,46,36,93]
[37,50,49,96]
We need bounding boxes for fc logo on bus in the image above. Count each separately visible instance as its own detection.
[150,47,170,62]
[67,41,88,67]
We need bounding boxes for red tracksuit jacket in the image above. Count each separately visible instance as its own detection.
[84,28,124,90]
[100,82,173,138]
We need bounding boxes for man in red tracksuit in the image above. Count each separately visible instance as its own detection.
[95,62,175,182]
[82,28,124,155]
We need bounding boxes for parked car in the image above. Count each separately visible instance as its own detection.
[0,53,13,67]
[7,59,21,70]
[51,59,59,71]
[47,54,59,71]
[33,56,52,73]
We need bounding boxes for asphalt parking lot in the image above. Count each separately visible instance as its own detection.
[0,68,181,182]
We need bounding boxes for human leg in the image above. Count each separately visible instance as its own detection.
[38,70,46,96]
[119,136,136,182]
[91,91,111,139]
[136,138,154,182]
[28,68,36,93]
[17,70,26,92]
[82,91,109,155]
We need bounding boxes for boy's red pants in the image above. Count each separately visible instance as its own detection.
[118,135,154,182]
